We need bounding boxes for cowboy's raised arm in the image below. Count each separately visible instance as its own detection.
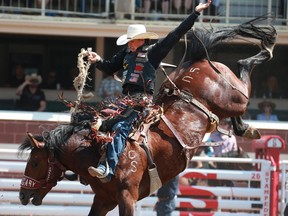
[148,0,211,68]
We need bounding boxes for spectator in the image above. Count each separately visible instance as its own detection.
[256,100,279,121]
[209,119,238,186]
[144,0,170,19]
[135,0,142,12]
[280,0,287,25]
[36,0,54,16]
[6,64,25,87]
[260,75,283,99]
[16,73,46,111]
[174,0,196,14]
[62,67,79,90]
[202,0,219,16]
[36,0,50,8]
[210,119,238,158]
[155,175,179,216]
[42,70,59,89]
[201,0,220,22]
[97,75,122,100]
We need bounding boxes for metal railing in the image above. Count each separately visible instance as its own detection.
[0,0,287,26]
[0,0,111,18]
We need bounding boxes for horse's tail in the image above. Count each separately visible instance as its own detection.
[187,15,277,61]
[235,15,277,46]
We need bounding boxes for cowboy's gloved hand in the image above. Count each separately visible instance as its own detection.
[88,52,101,63]
[195,0,211,13]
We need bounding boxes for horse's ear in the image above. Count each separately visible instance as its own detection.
[27,132,45,149]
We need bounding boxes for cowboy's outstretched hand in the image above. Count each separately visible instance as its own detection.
[88,52,101,63]
[195,0,211,13]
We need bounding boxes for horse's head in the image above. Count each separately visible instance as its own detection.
[18,133,66,206]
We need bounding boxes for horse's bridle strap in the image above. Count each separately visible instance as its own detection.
[20,146,66,190]
[20,175,42,189]
[177,90,219,125]
[166,89,232,137]
[20,175,57,189]
[161,115,196,150]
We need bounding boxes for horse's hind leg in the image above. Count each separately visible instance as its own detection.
[231,116,260,139]
[231,22,276,139]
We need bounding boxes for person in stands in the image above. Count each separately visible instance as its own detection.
[87,1,212,182]
[97,75,122,100]
[208,119,238,186]
[258,75,283,99]
[256,100,279,121]
[210,119,238,158]
[16,73,46,111]
[6,64,25,87]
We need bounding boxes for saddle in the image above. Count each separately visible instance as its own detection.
[82,99,163,147]
[129,104,163,141]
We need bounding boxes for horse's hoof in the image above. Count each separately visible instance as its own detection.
[243,125,261,139]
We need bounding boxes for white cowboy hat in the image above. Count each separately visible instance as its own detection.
[25,73,42,85]
[116,24,159,46]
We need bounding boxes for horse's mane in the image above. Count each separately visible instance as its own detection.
[45,124,75,151]
[186,28,220,61]
[18,124,75,157]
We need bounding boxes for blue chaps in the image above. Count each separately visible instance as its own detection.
[106,111,139,175]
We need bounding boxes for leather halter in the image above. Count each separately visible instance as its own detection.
[21,146,66,190]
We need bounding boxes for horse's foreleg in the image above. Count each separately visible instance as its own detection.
[237,46,273,100]
[231,116,260,139]
[118,189,137,216]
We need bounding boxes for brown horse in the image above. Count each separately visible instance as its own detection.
[18,17,276,216]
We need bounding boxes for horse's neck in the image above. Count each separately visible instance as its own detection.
[60,133,97,173]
